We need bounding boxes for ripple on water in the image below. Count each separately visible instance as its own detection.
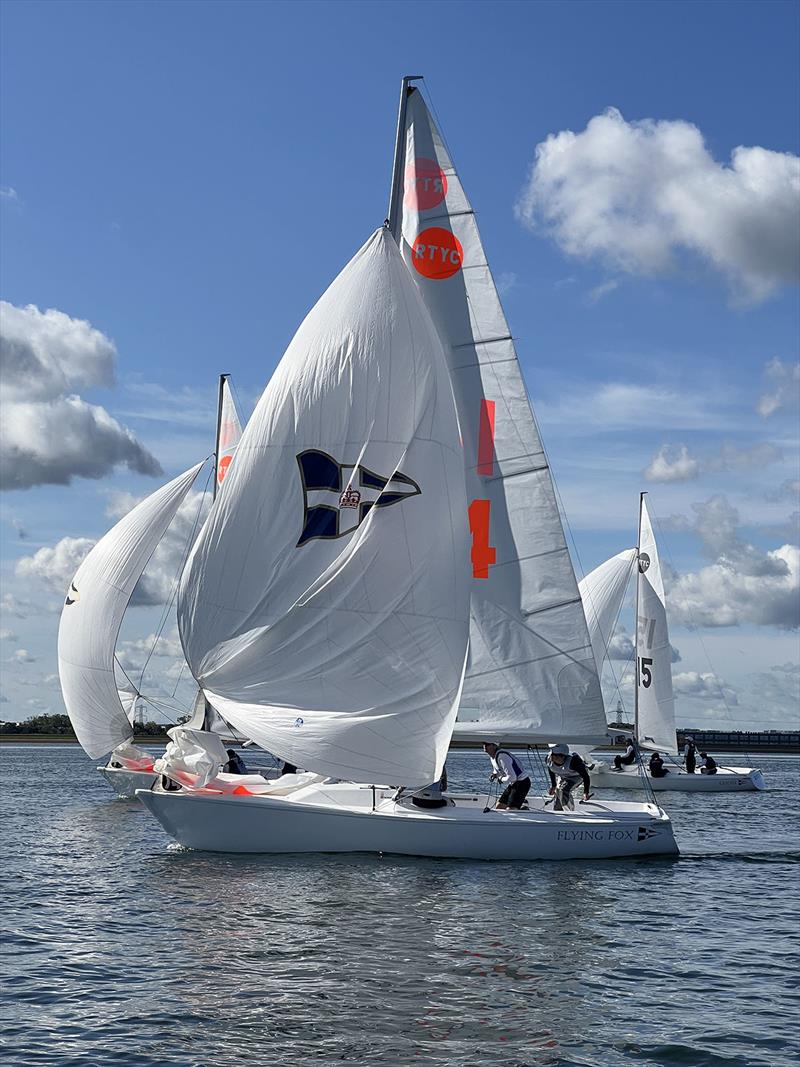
[1,748,799,1066]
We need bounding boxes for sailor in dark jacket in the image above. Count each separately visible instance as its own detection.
[546,743,591,811]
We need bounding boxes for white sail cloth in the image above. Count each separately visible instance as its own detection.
[216,377,242,488]
[178,229,470,787]
[395,88,606,742]
[57,464,203,758]
[579,549,636,675]
[636,499,677,754]
[154,726,228,788]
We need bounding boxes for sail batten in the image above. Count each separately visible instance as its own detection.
[393,87,606,743]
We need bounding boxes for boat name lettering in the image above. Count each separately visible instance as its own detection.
[556,828,636,842]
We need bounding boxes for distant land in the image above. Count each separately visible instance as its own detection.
[1,714,797,751]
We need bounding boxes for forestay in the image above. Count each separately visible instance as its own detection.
[579,549,636,675]
[177,229,470,787]
[392,86,605,742]
[58,464,203,759]
[636,499,677,754]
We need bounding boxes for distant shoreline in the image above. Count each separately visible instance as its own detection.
[0,735,169,744]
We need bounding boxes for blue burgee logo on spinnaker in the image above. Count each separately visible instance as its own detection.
[295,449,421,547]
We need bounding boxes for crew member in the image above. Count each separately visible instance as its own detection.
[699,752,718,775]
[613,738,637,771]
[683,736,697,774]
[223,748,248,774]
[546,743,591,810]
[649,751,668,778]
[482,742,531,810]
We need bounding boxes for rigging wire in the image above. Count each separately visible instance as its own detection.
[136,462,214,694]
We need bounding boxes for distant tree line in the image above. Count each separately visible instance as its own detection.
[0,713,169,736]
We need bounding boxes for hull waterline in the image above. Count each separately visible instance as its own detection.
[98,765,158,798]
[136,782,678,860]
[590,763,766,792]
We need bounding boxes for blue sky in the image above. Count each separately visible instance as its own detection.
[1,0,798,730]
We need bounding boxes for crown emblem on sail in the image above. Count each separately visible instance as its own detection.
[296,449,421,547]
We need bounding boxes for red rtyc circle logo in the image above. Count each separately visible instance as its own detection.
[404,157,447,211]
[217,454,233,484]
[411,227,464,280]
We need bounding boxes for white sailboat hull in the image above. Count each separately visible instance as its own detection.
[136,782,678,860]
[589,762,766,792]
[98,765,158,798]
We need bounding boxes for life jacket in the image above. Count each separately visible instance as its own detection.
[547,752,584,783]
[496,749,525,781]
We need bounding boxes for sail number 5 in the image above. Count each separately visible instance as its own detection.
[639,657,654,688]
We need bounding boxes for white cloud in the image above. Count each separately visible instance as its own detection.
[0,592,31,619]
[607,625,680,663]
[516,108,800,303]
[586,279,619,304]
[645,445,700,483]
[0,302,161,490]
[756,358,800,417]
[673,670,738,705]
[12,648,36,664]
[15,489,210,607]
[668,496,799,629]
[0,629,17,641]
[496,272,518,295]
[645,441,783,483]
[0,187,19,202]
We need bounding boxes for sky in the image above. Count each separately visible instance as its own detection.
[1,0,798,732]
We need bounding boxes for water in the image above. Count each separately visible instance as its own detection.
[1,746,798,1066]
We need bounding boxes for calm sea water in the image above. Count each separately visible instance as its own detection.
[1,745,798,1067]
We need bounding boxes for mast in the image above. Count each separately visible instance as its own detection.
[633,491,646,741]
[212,373,229,502]
[387,75,422,239]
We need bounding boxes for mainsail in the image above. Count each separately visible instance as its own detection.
[58,463,204,759]
[579,548,636,677]
[177,229,470,787]
[636,497,677,754]
[390,84,606,742]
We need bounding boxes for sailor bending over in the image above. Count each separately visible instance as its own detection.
[546,743,591,811]
[482,743,531,810]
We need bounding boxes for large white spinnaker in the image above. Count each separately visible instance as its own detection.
[390,84,605,742]
[635,497,677,754]
[58,463,204,759]
[178,229,470,787]
[579,549,636,676]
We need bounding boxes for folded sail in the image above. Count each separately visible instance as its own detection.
[579,549,636,675]
[58,463,204,758]
[636,499,677,754]
[178,229,470,787]
[392,87,606,742]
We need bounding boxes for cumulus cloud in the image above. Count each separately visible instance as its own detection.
[673,670,738,706]
[756,358,800,418]
[645,441,783,483]
[668,495,800,629]
[0,302,161,490]
[12,648,36,664]
[645,445,700,483]
[516,108,800,303]
[0,629,17,641]
[15,489,210,607]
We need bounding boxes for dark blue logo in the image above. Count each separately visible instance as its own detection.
[296,450,421,547]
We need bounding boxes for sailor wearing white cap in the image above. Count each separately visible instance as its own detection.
[546,743,591,811]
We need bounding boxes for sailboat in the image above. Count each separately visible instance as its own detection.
[581,495,765,792]
[135,79,677,859]
[58,375,244,798]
